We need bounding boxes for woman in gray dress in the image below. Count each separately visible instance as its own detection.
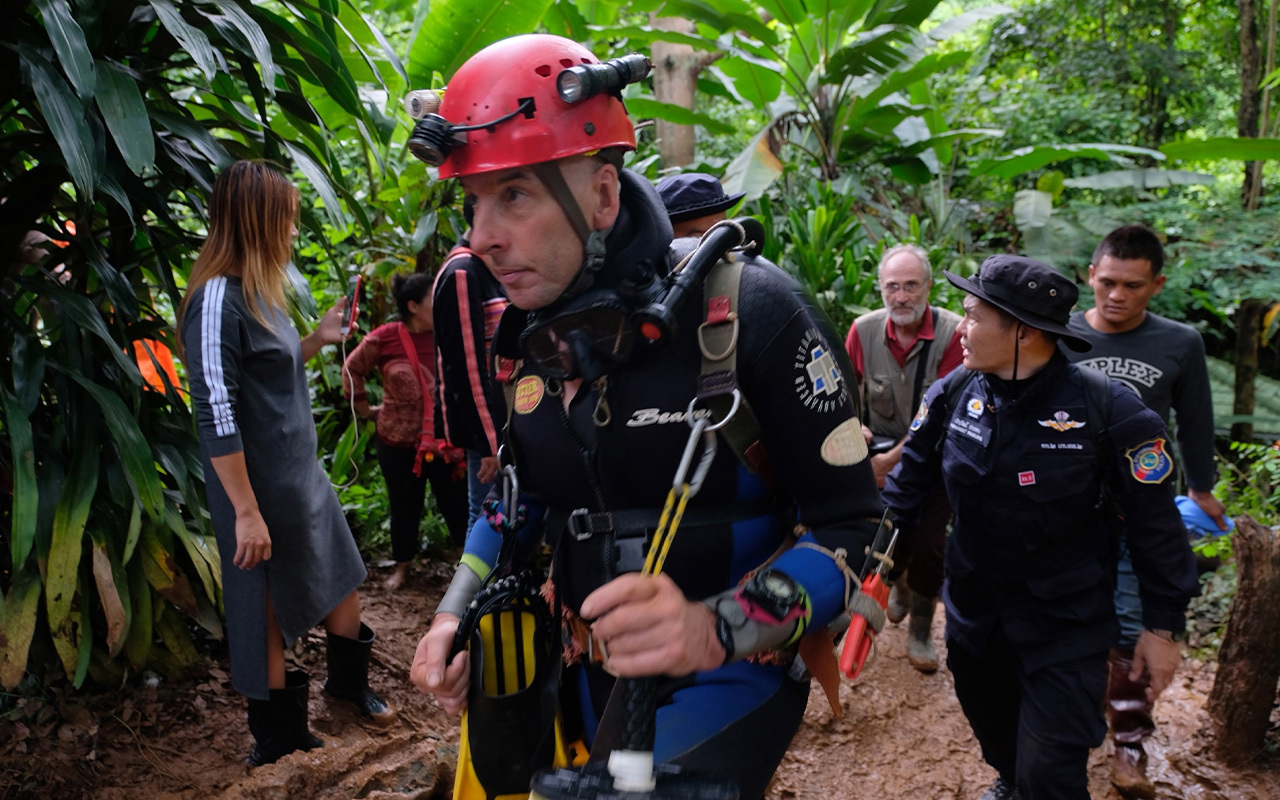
[178,160,396,766]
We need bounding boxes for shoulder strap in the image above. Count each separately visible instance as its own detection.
[1077,365,1116,494]
[934,367,978,454]
[1077,365,1114,436]
[942,367,977,414]
[697,257,772,482]
[909,307,940,414]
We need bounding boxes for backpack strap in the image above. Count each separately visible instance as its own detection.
[1076,365,1114,440]
[696,258,772,482]
[934,367,978,453]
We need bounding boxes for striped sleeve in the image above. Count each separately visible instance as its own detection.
[181,277,245,457]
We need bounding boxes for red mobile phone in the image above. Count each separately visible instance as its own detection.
[341,275,362,335]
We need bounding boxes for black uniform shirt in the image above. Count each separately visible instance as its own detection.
[883,353,1198,669]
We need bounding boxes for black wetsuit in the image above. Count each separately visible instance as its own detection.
[464,171,883,799]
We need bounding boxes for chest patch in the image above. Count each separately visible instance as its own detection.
[1126,438,1173,484]
[1038,410,1085,432]
[1018,470,1036,486]
[821,417,870,466]
[948,416,991,446]
[966,397,984,418]
[513,375,545,415]
[793,328,847,414]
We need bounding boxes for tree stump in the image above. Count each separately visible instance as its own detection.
[1208,515,1280,764]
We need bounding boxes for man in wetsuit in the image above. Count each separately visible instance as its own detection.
[882,255,1199,800]
[407,34,884,799]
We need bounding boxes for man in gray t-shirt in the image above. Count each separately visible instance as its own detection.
[1064,224,1227,800]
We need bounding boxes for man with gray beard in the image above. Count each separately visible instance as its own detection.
[844,244,962,671]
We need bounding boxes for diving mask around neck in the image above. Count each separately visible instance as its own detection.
[519,288,637,382]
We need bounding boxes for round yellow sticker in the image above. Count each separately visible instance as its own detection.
[513,375,545,415]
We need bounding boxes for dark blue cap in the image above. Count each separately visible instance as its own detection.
[655,173,746,223]
[944,255,1092,352]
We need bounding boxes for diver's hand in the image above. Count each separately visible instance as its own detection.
[410,612,470,714]
[580,573,723,678]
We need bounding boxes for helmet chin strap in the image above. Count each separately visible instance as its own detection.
[531,161,609,298]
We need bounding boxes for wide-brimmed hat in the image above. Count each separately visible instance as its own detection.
[655,173,746,223]
[944,255,1092,352]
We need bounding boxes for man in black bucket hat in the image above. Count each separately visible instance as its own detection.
[881,255,1198,800]
[656,173,745,238]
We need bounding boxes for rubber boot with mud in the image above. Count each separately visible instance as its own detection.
[1107,647,1156,799]
[886,575,911,625]
[325,622,398,727]
[246,670,323,766]
[905,594,939,673]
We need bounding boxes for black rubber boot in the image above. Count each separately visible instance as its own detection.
[246,670,323,766]
[324,622,397,727]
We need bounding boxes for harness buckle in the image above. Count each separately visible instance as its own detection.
[567,508,600,541]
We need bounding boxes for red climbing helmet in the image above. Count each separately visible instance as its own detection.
[434,34,639,179]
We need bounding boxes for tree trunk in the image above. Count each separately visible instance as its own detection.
[1245,0,1278,209]
[1208,515,1280,764]
[1238,0,1263,205]
[649,16,710,169]
[1144,0,1180,150]
[1231,299,1264,442]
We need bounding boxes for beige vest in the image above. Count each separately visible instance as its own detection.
[854,306,962,440]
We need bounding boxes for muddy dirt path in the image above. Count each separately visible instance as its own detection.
[3,553,1277,800]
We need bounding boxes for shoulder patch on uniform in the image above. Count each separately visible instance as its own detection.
[821,418,869,466]
[1125,438,1173,484]
[513,375,544,415]
[793,327,848,414]
[1038,410,1086,432]
[909,400,929,432]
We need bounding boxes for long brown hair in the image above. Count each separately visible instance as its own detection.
[177,161,298,351]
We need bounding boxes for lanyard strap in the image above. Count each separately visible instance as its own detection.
[909,307,940,414]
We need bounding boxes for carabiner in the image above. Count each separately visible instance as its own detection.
[670,416,711,492]
[501,462,519,525]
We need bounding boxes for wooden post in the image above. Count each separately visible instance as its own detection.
[1208,515,1280,764]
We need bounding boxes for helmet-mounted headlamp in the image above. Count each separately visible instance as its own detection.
[404,52,652,169]
[407,97,537,168]
[555,53,652,104]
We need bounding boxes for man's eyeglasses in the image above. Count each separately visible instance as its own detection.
[880,281,925,296]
